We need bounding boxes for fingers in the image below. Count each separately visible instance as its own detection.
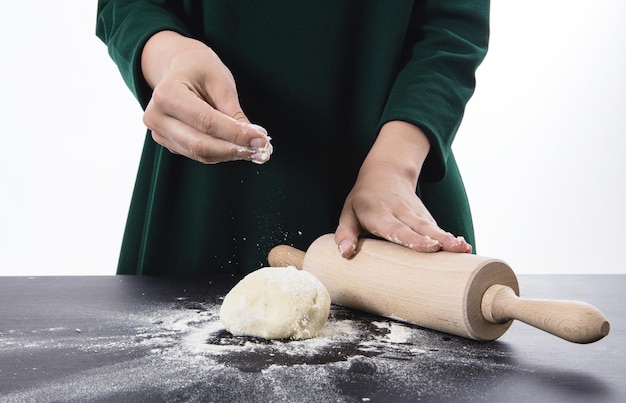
[438,234,473,253]
[150,125,247,164]
[366,215,444,253]
[144,81,272,164]
[335,199,472,258]
[357,216,471,254]
[387,210,473,254]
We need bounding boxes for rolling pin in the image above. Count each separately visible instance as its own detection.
[268,234,609,344]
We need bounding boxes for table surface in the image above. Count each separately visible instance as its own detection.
[0,274,623,402]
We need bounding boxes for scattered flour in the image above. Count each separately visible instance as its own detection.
[371,321,413,344]
[1,299,522,402]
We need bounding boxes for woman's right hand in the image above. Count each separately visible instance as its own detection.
[140,31,272,164]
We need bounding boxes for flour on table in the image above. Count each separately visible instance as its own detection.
[1,296,523,402]
[371,321,413,343]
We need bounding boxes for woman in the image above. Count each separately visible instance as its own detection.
[96,1,488,275]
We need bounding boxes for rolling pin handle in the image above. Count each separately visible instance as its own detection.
[481,284,610,344]
[268,245,306,269]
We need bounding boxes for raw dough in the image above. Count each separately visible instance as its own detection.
[220,267,331,340]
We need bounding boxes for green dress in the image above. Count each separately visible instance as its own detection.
[96,1,489,275]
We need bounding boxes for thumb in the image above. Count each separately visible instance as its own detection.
[334,207,361,258]
[216,100,272,162]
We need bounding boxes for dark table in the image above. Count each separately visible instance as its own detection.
[0,275,623,402]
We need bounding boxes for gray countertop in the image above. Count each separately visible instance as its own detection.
[0,274,623,402]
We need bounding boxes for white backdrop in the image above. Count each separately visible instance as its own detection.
[1,1,624,275]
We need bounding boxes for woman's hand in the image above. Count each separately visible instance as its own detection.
[141,31,272,164]
[335,121,472,257]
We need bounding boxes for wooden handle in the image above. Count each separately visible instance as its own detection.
[481,284,610,344]
[268,245,305,269]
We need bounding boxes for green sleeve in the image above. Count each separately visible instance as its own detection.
[379,1,490,181]
[96,0,192,108]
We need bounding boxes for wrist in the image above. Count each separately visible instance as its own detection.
[360,121,430,187]
[141,30,207,89]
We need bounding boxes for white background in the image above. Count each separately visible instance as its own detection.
[1,1,624,276]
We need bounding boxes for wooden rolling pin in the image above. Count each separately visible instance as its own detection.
[268,234,609,344]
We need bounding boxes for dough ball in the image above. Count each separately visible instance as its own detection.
[220,267,331,340]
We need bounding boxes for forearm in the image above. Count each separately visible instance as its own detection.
[379,1,489,181]
[96,0,192,107]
